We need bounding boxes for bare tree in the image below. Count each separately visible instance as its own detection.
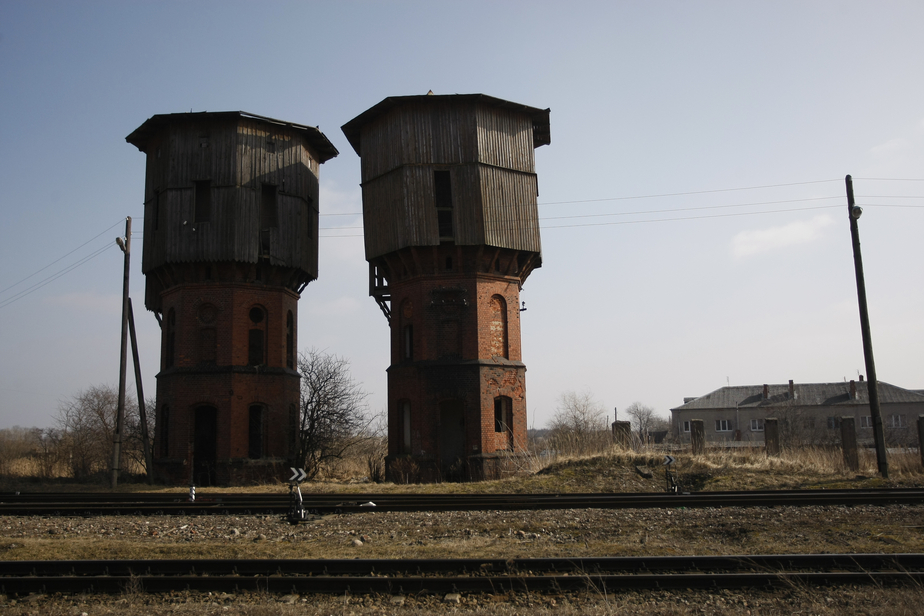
[56,384,149,480]
[547,391,610,456]
[295,349,372,481]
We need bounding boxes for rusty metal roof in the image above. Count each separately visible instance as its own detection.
[341,93,551,156]
[126,111,339,162]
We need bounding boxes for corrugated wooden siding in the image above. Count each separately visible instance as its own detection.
[479,167,541,252]
[141,118,320,275]
[475,105,535,173]
[358,98,542,259]
[359,102,479,182]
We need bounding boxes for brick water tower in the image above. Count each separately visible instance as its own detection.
[341,94,550,481]
[127,112,338,486]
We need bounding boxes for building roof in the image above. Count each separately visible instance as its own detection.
[126,111,339,162]
[340,93,551,156]
[672,381,924,412]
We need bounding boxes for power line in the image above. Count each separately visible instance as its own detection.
[0,219,125,298]
[0,242,118,310]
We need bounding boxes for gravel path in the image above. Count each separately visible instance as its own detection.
[1,503,922,614]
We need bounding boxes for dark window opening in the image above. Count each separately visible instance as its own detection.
[434,170,453,238]
[400,400,411,455]
[165,309,176,368]
[194,180,211,223]
[261,184,278,255]
[445,256,453,270]
[286,311,294,369]
[266,140,276,154]
[403,325,413,360]
[248,306,266,366]
[494,397,509,433]
[199,328,216,365]
[248,406,264,459]
[152,191,161,232]
[160,405,170,457]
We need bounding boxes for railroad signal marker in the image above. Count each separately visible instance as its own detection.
[663,455,676,466]
[289,467,308,483]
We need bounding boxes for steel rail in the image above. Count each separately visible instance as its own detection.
[1,489,923,516]
[2,554,921,595]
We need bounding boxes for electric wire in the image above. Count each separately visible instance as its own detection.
[0,242,118,310]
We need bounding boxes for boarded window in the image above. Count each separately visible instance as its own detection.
[489,295,508,359]
[434,170,453,239]
[199,328,216,365]
[248,406,264,459]
[194,180,211,223]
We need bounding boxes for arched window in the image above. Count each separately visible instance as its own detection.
[248,405,264,459]
[400,300,413,361]
[489,295,508,359]
[286,311,294,369]
[198,303,217,365]
[248,306,266,366]
[165,309,176,368]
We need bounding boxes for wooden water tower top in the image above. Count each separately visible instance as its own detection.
[127,111,338,313]
[341,94,550,261]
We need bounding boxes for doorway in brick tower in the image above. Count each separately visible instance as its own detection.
[439,400,465,480]
[193,406,217,486]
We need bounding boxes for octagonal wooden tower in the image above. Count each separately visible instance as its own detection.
[342,94,550,482]
[127,112,337,486]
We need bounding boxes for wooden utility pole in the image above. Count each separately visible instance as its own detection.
[111,216,131,489]
[128,298,153,482]
[845,175,888,478]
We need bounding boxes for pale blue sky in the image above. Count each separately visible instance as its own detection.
[1,1,922,430]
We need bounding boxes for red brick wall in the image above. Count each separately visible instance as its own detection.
[153,272,301,486]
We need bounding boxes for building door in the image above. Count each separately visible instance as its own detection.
[438,400,465,480]
[193,406,218,486]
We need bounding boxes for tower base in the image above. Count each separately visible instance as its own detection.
[385,452,531,484]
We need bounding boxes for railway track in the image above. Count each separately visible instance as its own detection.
[1,488,922,516]
[2,553,922,595]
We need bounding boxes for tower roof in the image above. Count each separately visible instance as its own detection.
[341,93,551,156]
[126,111,339,162]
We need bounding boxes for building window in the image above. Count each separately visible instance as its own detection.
[715,419,732,432]
[434,170,453,239]
[489,295,509,359]
[286,311,294,369]
[750,419,765,432]
[403,324,413,360]
[165,308,176,368]
[248,406,264,459]
[682,421,691,433]
[248,306,266,366]
[194,180,211,223]
[494,396,513,449]
[260,184,277,255]
[860,415,873,428]
[890,414,905,428]
[827,416,840,430]
[160,405,169,457]
[399,400,411,455]
[199,328,216,365]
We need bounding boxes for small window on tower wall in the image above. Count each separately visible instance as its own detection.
[165,309,176,368]
[194,180,211,223]
[160,405,170,457]
[248,307,266,366]
[286,311,294,369]
[434,170,453,239]
[248,406,264,459]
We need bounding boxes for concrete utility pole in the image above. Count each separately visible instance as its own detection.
[845,176,888,478]
[111,216,131,489]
